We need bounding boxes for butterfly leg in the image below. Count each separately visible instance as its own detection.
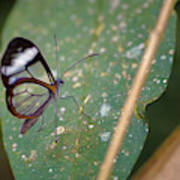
[53,97,62,143]
[54,98,58,128]
[36,115,45,132]
[59,96,91,119]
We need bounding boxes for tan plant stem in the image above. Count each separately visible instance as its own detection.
[97,0,177,179]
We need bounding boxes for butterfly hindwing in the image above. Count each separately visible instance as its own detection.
[6,79,51,119]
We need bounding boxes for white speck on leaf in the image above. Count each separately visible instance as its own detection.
[145,127,149,132]
[160,55,166,60]
[100,103,111,117]
[56,126,65,135]
[12,143,17,152]
[169,57,173,64]
[21,154,27,160]
[18,134,23,138]
[126,44,144,59]
[100,132,111,142]
[49,168,53,173]
[60,107,66,113]
[163,79,167,83]
[100,48,106,53]
[113,176,119,180]
[88,124,94,129]
[169,49,174,55]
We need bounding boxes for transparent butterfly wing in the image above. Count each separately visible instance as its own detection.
[1,37,55,88]
[9,82,51,117]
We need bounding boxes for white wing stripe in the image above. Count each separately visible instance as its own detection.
[1,47,38,76]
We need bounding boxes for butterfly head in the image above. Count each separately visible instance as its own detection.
[55,78,64,95]
[56,79,64,86]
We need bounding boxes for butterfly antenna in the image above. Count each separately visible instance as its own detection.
[61,53,99,78]
[53,34,60,78]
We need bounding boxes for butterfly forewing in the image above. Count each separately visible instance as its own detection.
[11,82,50,117]
[1,37,55,87]
[27,61,53,83]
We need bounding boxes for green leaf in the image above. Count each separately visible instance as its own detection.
[0,0,175,179]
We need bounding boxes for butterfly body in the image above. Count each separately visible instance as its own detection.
[1,37,64,134]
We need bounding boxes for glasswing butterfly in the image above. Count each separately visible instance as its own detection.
[1,37,98,134]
